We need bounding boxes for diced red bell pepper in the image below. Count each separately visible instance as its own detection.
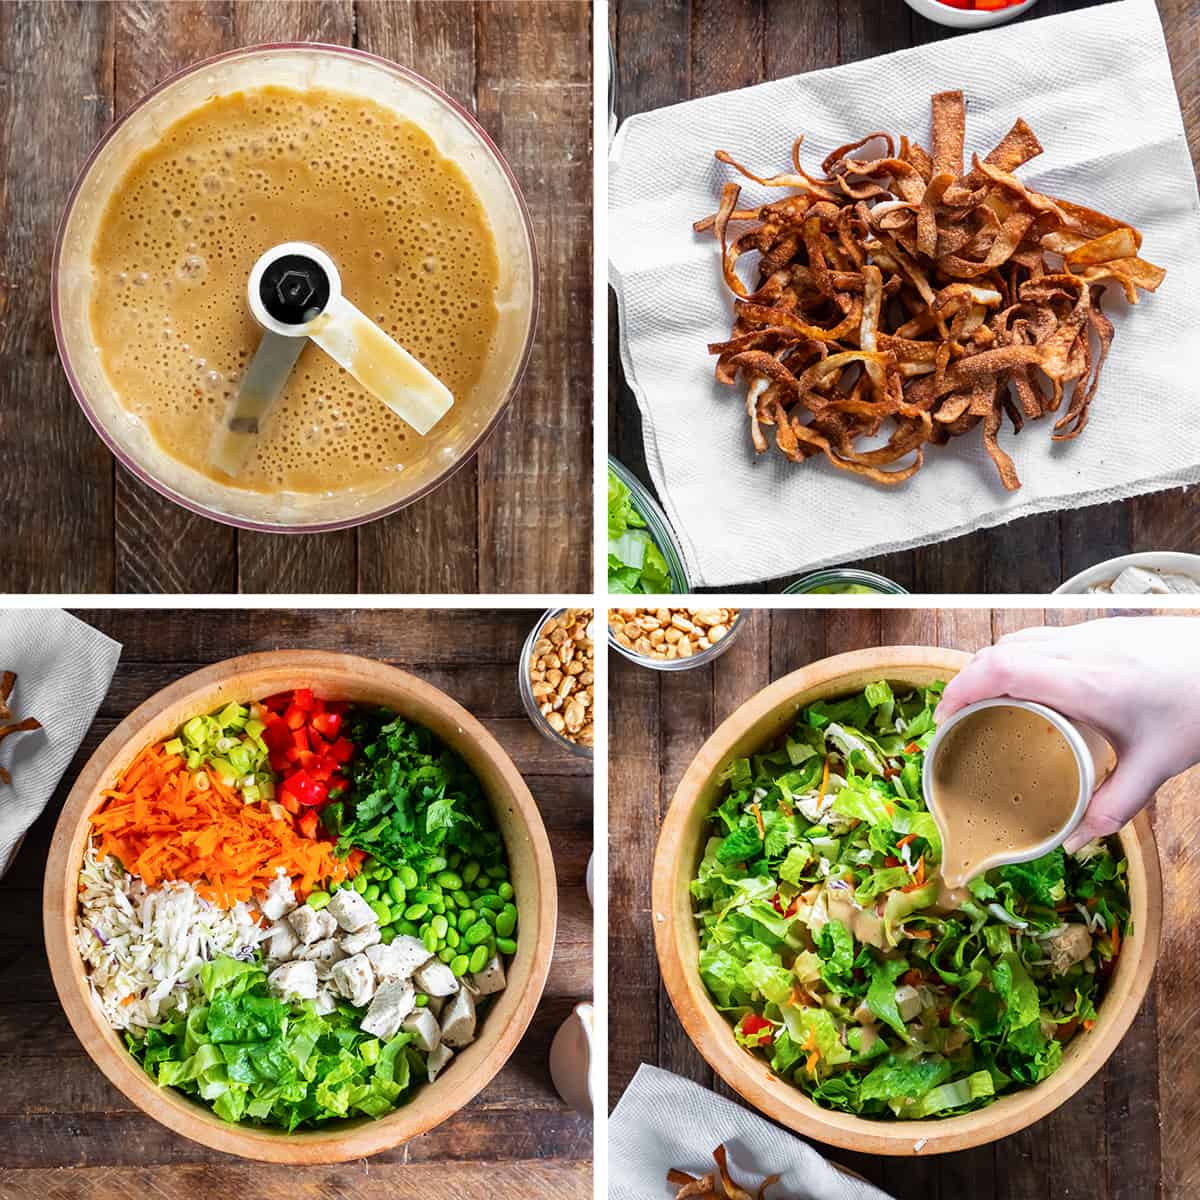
[284,704,308,731]
[291,726,311,754]
[284,770,328,808]
[297,809,319,839]
[292,688,316,712]
[261,692,292,713]
[279,789,301,815]
[738,1014,774,1045]
[262,716,291,754]
[328,774,349,797]
[771,892,799,918]
[310,710,342,739]
[329,737,354,764]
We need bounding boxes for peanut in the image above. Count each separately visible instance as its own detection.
[608,607,741,663]
[528,608,594,748]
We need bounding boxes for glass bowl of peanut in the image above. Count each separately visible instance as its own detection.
[519,608,595,758]
[607,607,743,671]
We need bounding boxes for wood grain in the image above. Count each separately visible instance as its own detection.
[2,0,591,594]
[610,0,1200,593]
[608,607,1193,1197]
[0,609,592,1192]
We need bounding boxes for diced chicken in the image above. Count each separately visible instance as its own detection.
[360,979,416,1040]
[313,990,338,1015]
[852,1000,875,1026]
[341,924,382,955]
[261,871,298,921]
[331,953,376,1008]
[1163,573,1200,594]
[264,921,300,962]
[1109,566,1171,595]
[470,954,506,996]
[427,994,446,1020]
[439,987,477,1049]
[414,958,460,998]
[294,937,341,965]
[288,905,337,945]
[402,1007,442,1053]
[1047,924,1093,974]
[895,985,922,1022]
[267,960,318,1002]
[328,889,378,934]
[367,937,432,983]
[427,1042,454,1083]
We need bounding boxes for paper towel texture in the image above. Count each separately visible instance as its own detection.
[610,1064,896,1200]
[610,0,1200,587]
[0,610,121,876]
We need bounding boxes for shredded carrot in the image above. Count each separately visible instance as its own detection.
[884,803,895,817]
[751,802,765,839]
[1110,922,1121,958]
[90,741,359,906]
[896,833,918,849]
[120,994,135,1006]
[915,854,926,885]
[905,927,933,939]
[1082,1019,1095,1032]
[819,754,830,800]
[805,1051,820,1073]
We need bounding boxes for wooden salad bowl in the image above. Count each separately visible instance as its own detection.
[652,646,1162,1156]
[44,650,558,1163]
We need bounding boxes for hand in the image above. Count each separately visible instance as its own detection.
[934,617,1200,850]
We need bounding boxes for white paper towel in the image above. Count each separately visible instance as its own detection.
[0,610,121,876]
[610,1064,895,1200]
[610,0,1200,588]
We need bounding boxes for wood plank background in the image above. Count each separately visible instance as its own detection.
[608,0,1200,593]
[0,608,593,1198]
[609,607,1199,1198]
[0,1,592,594]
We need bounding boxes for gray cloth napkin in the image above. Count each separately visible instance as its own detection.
[0,610,121,876]
[610,1064,895,1200]
[610,0,1200,587]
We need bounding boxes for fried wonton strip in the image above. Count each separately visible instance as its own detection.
[715,148,840,201]
[930,90,966,176]
[1054,296,1114,440]
[983,117,1044,173]
[984,396,1021,490]
[1064,227,1140,267]
[713,1146,758,1200]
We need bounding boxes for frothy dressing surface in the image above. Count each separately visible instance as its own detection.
[89,85,500,495]
[931,704,1080,891]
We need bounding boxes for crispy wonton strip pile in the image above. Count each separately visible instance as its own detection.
[90,741,358,906]
[668,1145,782,1200]
[696,91,1164,489]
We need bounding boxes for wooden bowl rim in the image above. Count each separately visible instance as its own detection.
[44,649,558,1163]
[652,645,1162,1156]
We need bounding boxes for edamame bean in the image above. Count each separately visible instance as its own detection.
[398,919,420,937]
[464,918,491,947]
[353,875,369,894]
[431,914,449,939]
[498,881,515,901]
[306,890,331,910]
[414,993,429,1008]
[496,905,517,938]
[439,947,456,965]
[431,899,446,915]
[371,901,392,925]
[468,944,489,974]
[380,927,397,944]
[405,902,430,921]
[487,864,507,881]
[399,865,419,890]
[450,954,470,977]
[436,870,463,890]
[422,927,439,954]
[363,883,381,902]
[388,877,406,905]
[375,866,393,881]
[477,893,504,912]
[452,891,471,909]
[445,928,460,949]
[457,908,477,932]
[462,861,481,885]
[448,851,462,869]
[496,936,517,955]
[413,888,441,905]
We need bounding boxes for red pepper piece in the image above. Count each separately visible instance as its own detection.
[261,692,292,713]
[297,809,319,839]
[738,1014,774,1045]
[284,770,328,808]
[311,710,342,739]
[329,737,354,764]
[284,704,307,731]
[262,716,291,754]
[292,688,316,712]
[278,787,301,815]
[771,892,799,918]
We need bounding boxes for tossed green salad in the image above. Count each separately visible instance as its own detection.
[692,680,1129,1120]
[608,467,671,593]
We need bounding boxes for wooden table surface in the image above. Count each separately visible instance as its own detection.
[0,1,592,595]
[610,607,1199,1198]
[608,0,1200,594]
[0,608,593,1199]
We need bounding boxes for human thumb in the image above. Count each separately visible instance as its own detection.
[1064,752,1159,853]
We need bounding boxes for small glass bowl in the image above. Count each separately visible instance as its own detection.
[607,457,690,594]
[782,568,909,595]
[518,608,594,759]
[607,607,745,672]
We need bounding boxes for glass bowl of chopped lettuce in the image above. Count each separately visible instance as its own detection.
[783,569,908,595]
[608,457,690,594]
[44,650,558,1163]
[652,647,1161,1155]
